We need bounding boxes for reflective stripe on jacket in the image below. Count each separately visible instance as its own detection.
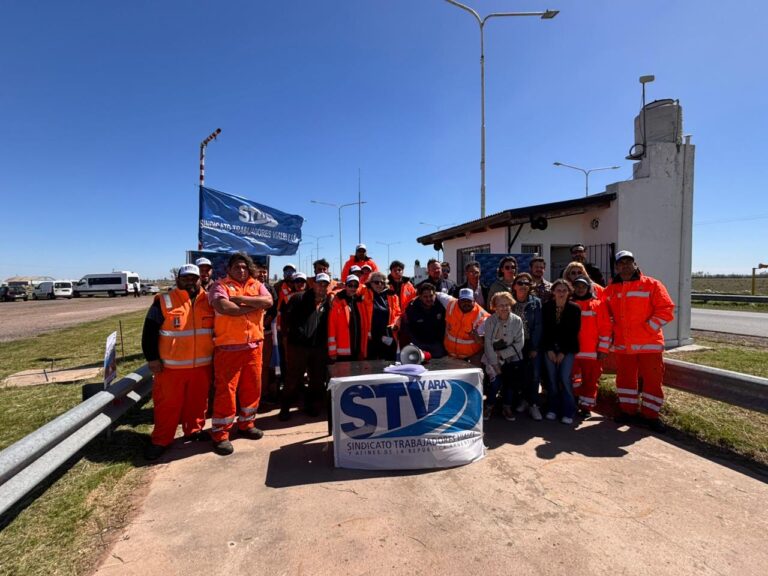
[213,276,265,347]
[157,288,214,368]
[328,296,355,359]
[444,300,489,359]
[573,295,612,358]
[603,273,675,354]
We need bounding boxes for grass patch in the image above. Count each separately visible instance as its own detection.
[669,336,768,378]
[0,310,153,576]
[692,275,768,295]
[692,302,768,314]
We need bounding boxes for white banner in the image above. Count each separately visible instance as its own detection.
[103,331,117,386]
[329,368,485,470]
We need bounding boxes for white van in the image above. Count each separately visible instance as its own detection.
[33,281,74,300]
[73,272,140,297]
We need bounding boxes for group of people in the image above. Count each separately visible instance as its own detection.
[141,242,675,459]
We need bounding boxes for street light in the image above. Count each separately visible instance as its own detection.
[553,162,621,196]
[419,222,456,260]
[310,200,367,277]
[376,241,401,265]
[445,0,559,218]
[304,234,333,264]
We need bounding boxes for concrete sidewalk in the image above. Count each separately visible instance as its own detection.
[94,411,768,576]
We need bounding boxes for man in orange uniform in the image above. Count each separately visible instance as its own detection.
[142,264,214,460]
[387,260,417,310]
[436,288,489,365]
[341,244,378,281]
[603,250,675,432]
[327,275,362,362]
[208,253,273,456]
[570,276,612,417]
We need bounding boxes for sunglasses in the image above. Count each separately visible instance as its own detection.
[371,280,385,285]
[515,281,531,286]
[503,265,517,270]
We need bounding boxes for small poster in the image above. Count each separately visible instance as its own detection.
[103,331,117,386]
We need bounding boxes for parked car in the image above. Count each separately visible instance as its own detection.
[0,286,29,302]
[141,284,160,295]
[32,281,74,300]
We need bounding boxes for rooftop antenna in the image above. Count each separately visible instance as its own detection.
[627,75,655,160]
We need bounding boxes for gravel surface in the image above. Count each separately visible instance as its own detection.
[0,297,151,342]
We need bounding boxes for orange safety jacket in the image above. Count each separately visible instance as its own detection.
[342,256,379,281]
[573,294,612,359]
[444,299,489,359]
[395,280,417,310]
[327,295,357,359]
[213,276,266,347]
[157,288,215,368]
[603,272,675,354]
[358,286,400,359]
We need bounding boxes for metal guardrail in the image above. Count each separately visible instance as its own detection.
[692,293,768,304]
[0,365,152,518]
[1,356,767,520]
[664,358,768,414]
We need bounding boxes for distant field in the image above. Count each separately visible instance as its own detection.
[692,275,768,295]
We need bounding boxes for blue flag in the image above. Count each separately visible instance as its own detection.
[199,186,303,255]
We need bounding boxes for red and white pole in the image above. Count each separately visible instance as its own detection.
[199,128,221,188]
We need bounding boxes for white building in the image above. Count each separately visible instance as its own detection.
[417,99,694,347]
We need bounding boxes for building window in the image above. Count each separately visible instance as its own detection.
[456,244,490,284]
[521,244,542,255]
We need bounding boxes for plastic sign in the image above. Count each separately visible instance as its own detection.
[330,368,485,470]
[103,331,117,387]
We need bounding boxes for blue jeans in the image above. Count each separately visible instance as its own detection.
[544,353,576,418]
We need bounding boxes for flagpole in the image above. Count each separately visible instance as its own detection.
[198,128,221,249]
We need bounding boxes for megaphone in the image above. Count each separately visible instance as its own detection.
[400,344,426,365]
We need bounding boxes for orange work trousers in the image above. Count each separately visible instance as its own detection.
[615,352,665,419]
[151,365,211,447]
[572,358,603,411]
[211,346,263,442]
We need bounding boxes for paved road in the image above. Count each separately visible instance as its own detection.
[691,308,768,338]
[0,297,151,342]
[93,412,768,576]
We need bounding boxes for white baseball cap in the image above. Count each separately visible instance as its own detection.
[356,243,367,251]
[615,250,635,262]
[349,265,362,274]
[195,257,212,267]
[315,273,331,284]
[458,288,475,301]
[283,263,297,271]
[178,264,200,277]
[292,272,307,281]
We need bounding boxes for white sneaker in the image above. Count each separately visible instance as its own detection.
[529,405,543,421]
[515,400,529,413]
[561,416,573,425]
[545,411,557,421]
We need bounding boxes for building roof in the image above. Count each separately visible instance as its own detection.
[416,192,617,245]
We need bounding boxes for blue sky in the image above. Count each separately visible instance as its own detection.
[2,0,767,280]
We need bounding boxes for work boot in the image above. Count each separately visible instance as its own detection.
[278,408,291,422]
[144,443,167,461]
[183,430,211,442]
[614,412,635,425]
[239,427,264,440]
[213,440,234,456]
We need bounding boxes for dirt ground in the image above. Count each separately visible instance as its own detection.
[0,296,150,342]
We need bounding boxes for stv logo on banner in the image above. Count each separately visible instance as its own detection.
[199,186,304,255]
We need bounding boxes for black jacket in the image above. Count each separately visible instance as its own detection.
[283,289,330,348]
[541,300,581,355]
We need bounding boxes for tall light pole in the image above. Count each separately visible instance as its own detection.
[311,200,367,277]
[553,162,621,196]
[419,221,457,260]
[377,241,401,265]
[444,1,559,218]
[304,234,333,264]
